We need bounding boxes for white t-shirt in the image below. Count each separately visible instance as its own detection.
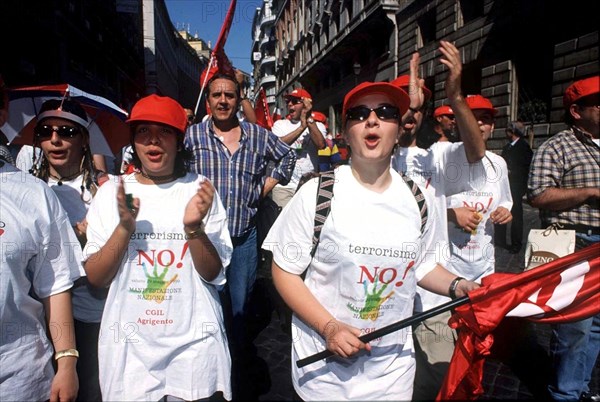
[392,141,486,311]
[0,163,84,401]
[84,173,233,401]
[262,165,441,401]
[446,151,513,280]
[15,144,42,173]
[48,174,111,323]
[271,118,327,188]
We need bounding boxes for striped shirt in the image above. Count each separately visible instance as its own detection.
[185,119,296,237]
[528,126,600,228]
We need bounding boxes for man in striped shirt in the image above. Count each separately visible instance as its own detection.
[185,72,295,395]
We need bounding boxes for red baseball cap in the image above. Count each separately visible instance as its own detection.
[466,95,497,115]
[127,94,188,133]
[311,111,328,125]
[563,76,600,108]
[342,81,410,125]
[434,105,454,117]
[284,88,312,101]
[390,75,432,102]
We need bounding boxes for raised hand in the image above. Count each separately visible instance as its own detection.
[439,40,463,102]
[116,177,139,234]
[408,52,425,110]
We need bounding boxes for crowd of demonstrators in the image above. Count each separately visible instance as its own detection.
[528,75,599,402]
[263,78,481,400]
[1,61,598,402]
[496,120,533,253]
[83,94,233,401]
[270,87,327,208]
[391,41,491,401]
[184,72,296,400]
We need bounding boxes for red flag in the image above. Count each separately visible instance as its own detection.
[254,87,273,129]
[197,0,237,113]
[437,243,600,401]
[272,106,282,122]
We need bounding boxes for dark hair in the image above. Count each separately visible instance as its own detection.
[206,73,241,99]
[129,123,192,178]
[32,98,101,201]
[506,121,526,137]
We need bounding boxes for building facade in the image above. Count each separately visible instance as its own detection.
[257,0,598,148]
[251,0,279,111]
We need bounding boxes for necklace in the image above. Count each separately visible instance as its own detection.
[138,170,176,183]
[49,170,83,186]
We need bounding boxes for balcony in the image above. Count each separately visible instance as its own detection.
[260,55,276,71]
[260,13,276,29]
[259,74,276,88]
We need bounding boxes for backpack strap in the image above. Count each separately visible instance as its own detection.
[400,173,428,234]
[310,170,428,259]
[311,170,335,258]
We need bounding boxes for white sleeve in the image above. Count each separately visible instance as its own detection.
[262,178,318,274]
[82,180,120,261]
[494,157,513,210]
[270,120,287,137]
[33,185,84,298]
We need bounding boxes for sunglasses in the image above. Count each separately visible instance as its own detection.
[34,124,82,139]
[286,97,303,105]
[345,105,400,122]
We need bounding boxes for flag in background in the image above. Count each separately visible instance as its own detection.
[195,0,237,114]
[254,87,273,130]
[272,106,282,122]
[437,243,600,401]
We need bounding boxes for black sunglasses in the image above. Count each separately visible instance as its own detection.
[286,97,303,105]
[34,124,82,139]
[345,105,400,122]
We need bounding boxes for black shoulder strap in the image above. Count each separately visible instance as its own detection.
[400,173,428,234]
[310,170,428,258]
[311,170,335,258]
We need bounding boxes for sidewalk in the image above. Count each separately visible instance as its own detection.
[247,203,599,400]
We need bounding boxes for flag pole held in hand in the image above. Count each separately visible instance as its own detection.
[296,295,470,368]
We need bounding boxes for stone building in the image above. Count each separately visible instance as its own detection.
[256,0,598,148]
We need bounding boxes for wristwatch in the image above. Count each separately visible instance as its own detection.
[307,117,315,124]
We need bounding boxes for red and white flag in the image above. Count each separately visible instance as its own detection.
[437,243,600,401]
[254,87,273,130]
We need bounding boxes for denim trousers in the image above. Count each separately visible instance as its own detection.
[548,233,600,400]
[224,226,258,350]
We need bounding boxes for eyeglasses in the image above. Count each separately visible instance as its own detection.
[345,105,400,122]
[442,115,456,120]
[286,97,303,105]
[34,124,81,139]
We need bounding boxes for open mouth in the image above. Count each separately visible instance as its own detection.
[48,150,67,158]
[146,150,163,162]
[365,133,380,146]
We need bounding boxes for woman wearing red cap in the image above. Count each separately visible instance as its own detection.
[83,95,233,401]
[263,82,479,400]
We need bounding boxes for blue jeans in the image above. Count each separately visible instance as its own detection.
[224,227,258,349]
[548,233,600,400]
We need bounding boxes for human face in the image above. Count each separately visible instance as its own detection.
[133,123,179,176]
[399,107,423,146]
[573,96,599,138]
[472,109,495,142]
[207,78,238,123]
[36,117,87,177]
[344,93,400,164]
[438,114,456,135]
[285,96,304,121]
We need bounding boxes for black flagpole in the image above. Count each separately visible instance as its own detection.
[296,295,470,368]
